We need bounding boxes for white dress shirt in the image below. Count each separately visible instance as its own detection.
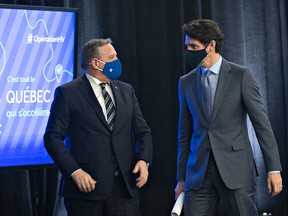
[86,73,116,121]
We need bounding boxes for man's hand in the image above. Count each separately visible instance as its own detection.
[175,181,185,200]
[133,160,149,188]
[71,169,97,193]
[267,173,282,197]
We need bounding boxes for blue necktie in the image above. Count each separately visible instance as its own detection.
[100,83,115,130]
[202,70,212,120]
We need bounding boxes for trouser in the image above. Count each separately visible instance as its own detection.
[184,154,258,216]
[64,174,140,216]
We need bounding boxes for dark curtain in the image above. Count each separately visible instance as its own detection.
[0,0,287,215]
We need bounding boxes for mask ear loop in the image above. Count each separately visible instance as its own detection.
[202,43,212,59]
[96,58,106,71]
[96,58,106,65]
[89,58,104,71]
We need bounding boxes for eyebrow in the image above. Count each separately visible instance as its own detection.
[108,52,117,58]
[186,42,198,46]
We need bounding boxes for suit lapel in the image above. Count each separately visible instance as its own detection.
[77,75,108,128]
[210,59,232,125]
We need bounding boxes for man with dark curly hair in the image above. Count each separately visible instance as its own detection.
[175,19,282,216]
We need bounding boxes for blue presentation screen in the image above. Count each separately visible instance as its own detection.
[0,6,76,167]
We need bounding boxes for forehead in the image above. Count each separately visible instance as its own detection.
[97,43,116,57]
[184,35,203,46]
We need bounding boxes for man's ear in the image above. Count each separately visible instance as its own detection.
[206,40,216,53]
[210,40,216,50]
[91,58,99,69]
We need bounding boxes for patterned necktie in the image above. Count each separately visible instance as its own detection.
[202,70,213,120]
[100,83,115,130]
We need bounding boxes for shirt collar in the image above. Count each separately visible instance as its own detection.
[86,73,109,87]
[201,55,222,75]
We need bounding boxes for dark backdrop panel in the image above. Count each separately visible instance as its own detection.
[0,0,287,215]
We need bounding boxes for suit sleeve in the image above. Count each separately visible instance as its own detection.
[131,87,153,165]
[44,87,81,178]
[242,70,282,172]
[177,77,193,181]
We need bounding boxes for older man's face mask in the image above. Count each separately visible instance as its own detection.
[96,58,122,80]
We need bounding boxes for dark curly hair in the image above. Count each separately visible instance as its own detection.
[183,19,224,53]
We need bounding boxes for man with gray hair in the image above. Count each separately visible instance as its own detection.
[44,38,153,216]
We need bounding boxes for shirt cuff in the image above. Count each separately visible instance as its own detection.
[267,171,281,175]
[71,168,82,177]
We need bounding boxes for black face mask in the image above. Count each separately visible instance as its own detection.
[185,48,208,69]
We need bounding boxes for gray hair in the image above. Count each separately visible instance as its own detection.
[80,38,112,70]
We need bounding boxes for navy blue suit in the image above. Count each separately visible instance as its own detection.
[44,75,153,200]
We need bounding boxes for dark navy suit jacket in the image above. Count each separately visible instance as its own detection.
[44,75,153,200]
[177,58,282,190]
